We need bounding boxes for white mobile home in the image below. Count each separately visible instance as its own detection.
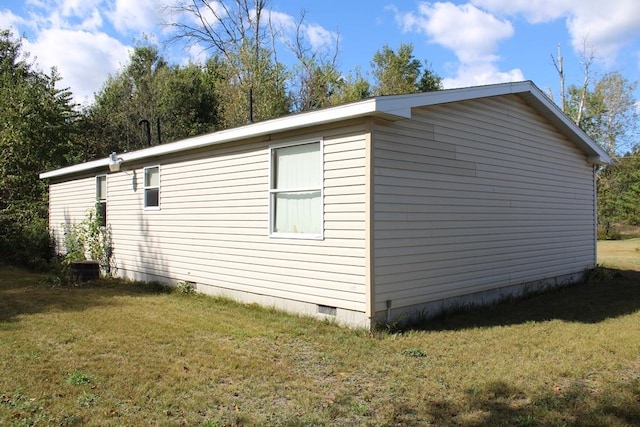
[41,81,611,328]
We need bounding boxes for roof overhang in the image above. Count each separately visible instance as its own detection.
[40,80,611,180]
[40,97,405,180]
[373,81,612,165]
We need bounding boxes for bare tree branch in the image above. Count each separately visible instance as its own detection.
[576,38,595,126]
[551,44,565,112]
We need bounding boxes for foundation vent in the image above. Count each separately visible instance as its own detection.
[318,305,337,316]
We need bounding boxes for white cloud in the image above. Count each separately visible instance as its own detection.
[0,9,26,31]
[470,0,568,23]
[267,9,339,55]
[304,23,338,52]
[73,8,103,31]
[107,0,162,34]
[265,9,297,50]
[268,10,298,35]
[60,0,102,19]
[565,1,640,65]
[4,1,139,104]
[16,0,105,33]
[24,28,131,104]
[442,63,525,88]
[471,0,640,66]
[394,2,520,87]
[4,0,212,106]
[414,2,513,63]
[181,41,208,65]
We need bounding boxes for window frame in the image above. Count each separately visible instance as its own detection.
[268,139,324,240]
[143,165,161,210]
[95,174,107,227]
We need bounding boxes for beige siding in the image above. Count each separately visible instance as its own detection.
[46,92,599,327]
[49,175,97,253]
[373,95,596,312]
[98,122,369,313]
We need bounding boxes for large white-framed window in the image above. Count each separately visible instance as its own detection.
[144,165,160,209]
[269,140,323,239]
[95,174,107,227]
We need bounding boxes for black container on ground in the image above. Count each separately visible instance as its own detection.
[70,260,100,281]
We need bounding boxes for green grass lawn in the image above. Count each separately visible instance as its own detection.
[598,238,640,270]
[1,242,639,426]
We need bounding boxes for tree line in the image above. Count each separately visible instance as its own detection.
[83,43,441,159]
[1,0,639,268]
[551,45,639,237]
[0,13,442,268]
[0,30,77,268]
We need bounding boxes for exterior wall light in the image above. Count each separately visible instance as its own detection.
[108,152,123,172]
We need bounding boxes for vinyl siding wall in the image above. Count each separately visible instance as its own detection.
[373,95,596,314]
[49,121,369,320]
[49,175,97,251]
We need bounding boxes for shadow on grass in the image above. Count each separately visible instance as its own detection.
[422,378,640,426]
[417,268,640,332]
[0,266,170,323]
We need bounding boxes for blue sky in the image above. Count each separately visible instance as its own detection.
[2,0,640,108]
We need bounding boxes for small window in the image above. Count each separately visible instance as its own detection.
[269,141,323,238]
[144,166,160,209]
[96,175,107,227]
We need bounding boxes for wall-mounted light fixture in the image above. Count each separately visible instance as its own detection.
[108,152,124,172]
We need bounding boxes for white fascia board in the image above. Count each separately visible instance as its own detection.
[520,84,612,164]
[374,81,535,110]
[40,157,110,179]
[377,80,612,165]
[39,80,611,180]
[40,97,399,180]
[39,84,514,179]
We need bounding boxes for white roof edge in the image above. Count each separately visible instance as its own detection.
[519,82,612,165]
[40,81,611,180]
[40,97,387,179]
[40,157,109,179]
[377,80,611,164]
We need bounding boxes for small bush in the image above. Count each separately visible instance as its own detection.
[175,281,197,295]
[62,207,113,275]
[597,225,622,240]
[0,208,55,271]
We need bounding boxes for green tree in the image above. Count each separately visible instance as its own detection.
[286,11,347,111]
[82,45,220,158]
[212,47,290,127]
[155,61,220,140]
[371,43,442,95]
[417,62,443,93]
[565,72,637,156]
[291,60,344,111]
[590,73,637,155]
[598,152,640,237]
[564,71,640,234]
[166,0,291,126]
[329,67,371,105]
[84,46,167,156]
[0,29,79,267]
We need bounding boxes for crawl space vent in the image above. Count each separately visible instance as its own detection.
[318,305,337,316]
